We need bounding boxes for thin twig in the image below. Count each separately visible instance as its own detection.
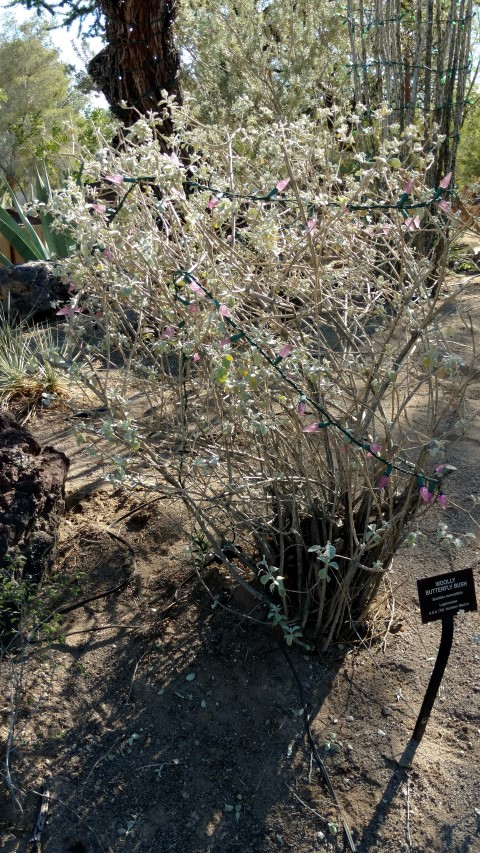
[106,493,179,529]
[0,776,105,851]
[279,642,357,852]
[406,775,413,847]
[2,660,23,814]
[285,782,328,822]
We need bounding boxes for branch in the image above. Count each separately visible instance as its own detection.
[8,0,103,36]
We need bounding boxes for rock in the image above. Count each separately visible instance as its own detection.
[0,412,69,642]
[0,261,69,321]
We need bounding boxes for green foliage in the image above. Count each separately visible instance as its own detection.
[0,17,88,190]
[0,551,70,646]
[457,100,480,186]
[0,553,31,635]
[10,0,103,37]
[77,106,118,155]
[177,0,348,126]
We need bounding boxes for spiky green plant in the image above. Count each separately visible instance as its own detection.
[0,314,69,414]
[0,171,74,267]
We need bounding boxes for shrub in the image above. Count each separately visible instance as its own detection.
[47,106,474,648]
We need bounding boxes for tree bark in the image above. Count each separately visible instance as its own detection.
[88,0,181,140]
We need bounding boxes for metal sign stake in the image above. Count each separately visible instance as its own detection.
[400,567,477,767]
[411,611,454,744]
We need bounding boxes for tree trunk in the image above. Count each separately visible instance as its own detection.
[88,0,181,140]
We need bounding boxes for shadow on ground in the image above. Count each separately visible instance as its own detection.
[1,493,349,853]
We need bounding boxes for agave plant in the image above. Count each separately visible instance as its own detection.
[0,170,73,267]
[33,167,73,260]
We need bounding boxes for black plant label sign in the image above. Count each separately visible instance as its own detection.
[417,567,478,624]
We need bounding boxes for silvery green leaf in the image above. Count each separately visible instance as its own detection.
[325,543,336,560]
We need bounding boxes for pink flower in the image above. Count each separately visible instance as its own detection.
[219,304,231,318]
[276,178,290,192]
[279,344,292,359]
[105,174,124,184]
[303,422,320,433]
[94,309,103,319]
[439,172,452,189]
[102,248,114,261]
[306,218,317,234]
[68,283,77,293]
[219,335,230,347]
[367,443,382,458]
[91,203,107,214]
[403,179,414,194]
[438,493,447,508]
[189,281,205,296]
[377,474,390,490]
[56,305,83,317]
[162,326,176,339]
[297,400,306,415]
[192,352,200,363]
[207,196,219,210]
[438,200,451,212]
[382,225,392,236]
[405,215,421,231]
[189,302,200,315]
[419,486,433,503]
